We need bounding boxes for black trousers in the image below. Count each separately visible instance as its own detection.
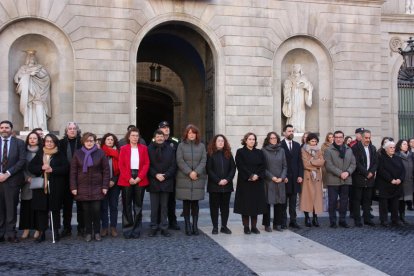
[328,185,349,223]
[34,209,59,233]
[379,197,399,223]
[183,200,199,217]
[122,185,144,238]
[209,192,231,228]
[19,199,34,230]
[282,193,297,225]
[81,200,101,235]
[167,181,178,225]
[62,185,85,232]
[352,186,373,223]
[263,203,284,227]
[0,181,20,238]
[150,192,169,230]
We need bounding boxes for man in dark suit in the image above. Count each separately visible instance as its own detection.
[280,124,304,229]
[0,120,26,243]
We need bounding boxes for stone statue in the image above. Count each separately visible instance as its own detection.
[14,50,51,130]
[282,64,313,133]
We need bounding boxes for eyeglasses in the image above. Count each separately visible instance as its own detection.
[85,139,95,143]
[334,136,344,139]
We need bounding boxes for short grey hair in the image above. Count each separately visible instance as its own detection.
[383,140,395,150]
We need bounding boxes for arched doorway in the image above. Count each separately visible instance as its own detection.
[136,84,174,143]
[136,22,215,143]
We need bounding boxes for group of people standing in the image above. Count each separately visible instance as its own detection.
[0,119,413,244]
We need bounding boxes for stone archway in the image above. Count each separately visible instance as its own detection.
[136,22,216,142]
[0,19,74,134]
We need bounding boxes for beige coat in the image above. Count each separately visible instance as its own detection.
[300,146,325,214]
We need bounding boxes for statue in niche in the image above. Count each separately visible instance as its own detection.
[282,64,313,133]
[14,50,51,130]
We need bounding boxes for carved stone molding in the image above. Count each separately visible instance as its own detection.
[390,37,403,56]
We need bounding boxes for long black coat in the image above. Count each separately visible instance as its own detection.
[234,147,267,216]
[207,150,236,193]
[375,150,405,199]
[281,139,304,194]
[351,141,377,188]
[147,142,177,193]
[28,149,70,211]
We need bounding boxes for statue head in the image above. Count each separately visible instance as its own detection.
[24,50,37,66]
[291,64,303,78]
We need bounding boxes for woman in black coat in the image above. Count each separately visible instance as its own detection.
[376,141,405,227]
[147,129,177,237]
[234,132,267,234]
[29,134,69,242]
[207,134,236,235]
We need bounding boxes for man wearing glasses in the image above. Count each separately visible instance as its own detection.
[324,130,356,228]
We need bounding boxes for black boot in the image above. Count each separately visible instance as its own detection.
[184,216,192,236]
[406,200,413,211]
[312,215,320,227]
[192,216,199,236]
[400,213,409,225]
[304,212,311,227]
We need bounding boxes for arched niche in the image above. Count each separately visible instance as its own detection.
[0,19,74,134]
[274,36,333,136]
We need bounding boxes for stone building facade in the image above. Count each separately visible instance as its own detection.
[0,0,411,145]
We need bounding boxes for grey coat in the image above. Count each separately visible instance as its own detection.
[175,140,207,200]
[21,148,38,200]
[396,151,414,200]
[324,144,356,186]
[262,144,287,204]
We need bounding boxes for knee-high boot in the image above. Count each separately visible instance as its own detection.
[192,216,199,235]
[184,216,192,236]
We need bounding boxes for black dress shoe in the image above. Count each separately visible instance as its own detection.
[281,224,287,230]
[330,222,337,228]
[273,225,283,232]
[7,236,20,243]
[243,226,251,234]
[391,221,402,227]
[220,226,232,234]
[380,221,389,227]
[289,222,301,229]
[0,236,5,242]
[251,227,260,234]
[161,230,171,237]
[168,223,181,230]
[212,227,218,235]
[148,229,157,237]
[264,226,272,232]
[60,228,72,238]
[339,222,350,228]
[354,221,363,227]
[364,221,375,227]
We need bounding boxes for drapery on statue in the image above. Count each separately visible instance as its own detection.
[282,64,313,133]
[14,50,51,130]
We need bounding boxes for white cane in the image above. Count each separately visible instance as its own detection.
[47,180,56,244]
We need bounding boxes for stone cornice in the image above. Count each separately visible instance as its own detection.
[382,14,414,23]
[283,0,385,5]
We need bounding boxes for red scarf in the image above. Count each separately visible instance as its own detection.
[102,145,120,176]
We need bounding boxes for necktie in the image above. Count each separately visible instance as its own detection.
[289,141,292,151]
[2,139,8,173]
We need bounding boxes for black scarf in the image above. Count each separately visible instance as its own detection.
[153,142,164,162]
[333,142,346,159]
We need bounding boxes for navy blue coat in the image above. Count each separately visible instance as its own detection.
[147,142,177,193]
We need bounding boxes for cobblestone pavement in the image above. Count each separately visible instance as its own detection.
[0,222,255,276]
[291,214,414,276]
